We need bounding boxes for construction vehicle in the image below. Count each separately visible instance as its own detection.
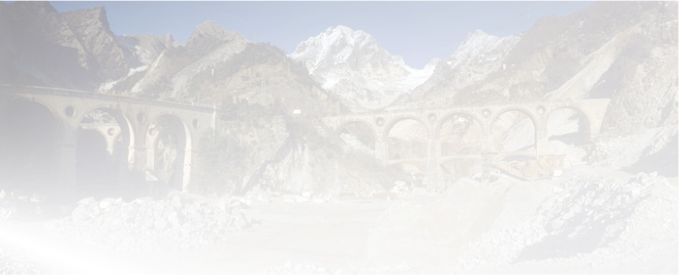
[494,154,565,181]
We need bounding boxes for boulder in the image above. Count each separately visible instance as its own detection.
[132,197,153,204]
[99,198,117,209]
[77,197,97,207]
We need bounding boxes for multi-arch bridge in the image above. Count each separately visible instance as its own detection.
[0,84,214,194]
[322,99,611,189]
[0,84,611,195]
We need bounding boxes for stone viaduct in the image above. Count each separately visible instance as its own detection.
[322,99,611,190]
[0,84,214,192]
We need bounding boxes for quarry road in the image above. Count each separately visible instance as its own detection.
[0,227,148,274]
[0,197,433,274]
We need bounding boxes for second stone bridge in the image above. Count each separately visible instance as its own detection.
[322,99,611,189]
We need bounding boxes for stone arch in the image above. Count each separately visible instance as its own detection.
[144,112,193,191]
[490,106,540,134]
[435,111,485,138]
[490,107,539,152]
[335,119,378,150]
[382,116,430,140]
[546,106,591,144]
[77,106,136,156]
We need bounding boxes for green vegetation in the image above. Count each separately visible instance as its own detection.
[155,116,177,147]
[188,97,283,195]
[191,129,247,196]
[139,76,172,100]
[189,43,321,96]
[113,70,146,92]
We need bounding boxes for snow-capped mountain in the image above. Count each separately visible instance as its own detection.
[397,30,520,109]
[290,25,436,111]
[445,30,520,69]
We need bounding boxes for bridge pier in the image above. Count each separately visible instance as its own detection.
[536,126,550,155]
[50,140,76,205]
[425,138,443,192]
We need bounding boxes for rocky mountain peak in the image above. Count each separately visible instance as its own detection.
[188,20,240,43]
[290,25,385,73]
[290,25,435,111]
[445,30,520,69]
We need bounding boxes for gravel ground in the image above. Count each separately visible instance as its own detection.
[0,246,92,275]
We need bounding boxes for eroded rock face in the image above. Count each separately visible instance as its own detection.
[456,170,678,271]
[0,2,135,89]
[61,6,128,82]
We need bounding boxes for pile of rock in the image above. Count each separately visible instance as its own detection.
[44,195,254,252]
[253,259,394,275]
[0,189,53,222]
[459,169,677,268]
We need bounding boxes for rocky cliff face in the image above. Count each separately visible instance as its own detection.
[61,6,128,82]
[0,2,135,89]
[291,25,436,112]
[121,21,249,100]
[116,34,177,68]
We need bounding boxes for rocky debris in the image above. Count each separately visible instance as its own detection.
[591,126,676,168]
[44,195,255,252]
[0,189,53,222]
[364,178,510,272]
[0,246,92,274]
[252,259,394,275]
[457,169,677,269]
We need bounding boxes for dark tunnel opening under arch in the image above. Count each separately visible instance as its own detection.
[0,97,61,193]
[76,130,120,199]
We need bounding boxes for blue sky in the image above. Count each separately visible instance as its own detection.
[50,1,594,69]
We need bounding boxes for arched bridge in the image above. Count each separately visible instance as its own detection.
[322,99,611,189]
[0,84,214,192]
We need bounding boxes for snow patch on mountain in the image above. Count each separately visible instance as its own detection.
[446,30,520,69]
[290,25,436,111]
